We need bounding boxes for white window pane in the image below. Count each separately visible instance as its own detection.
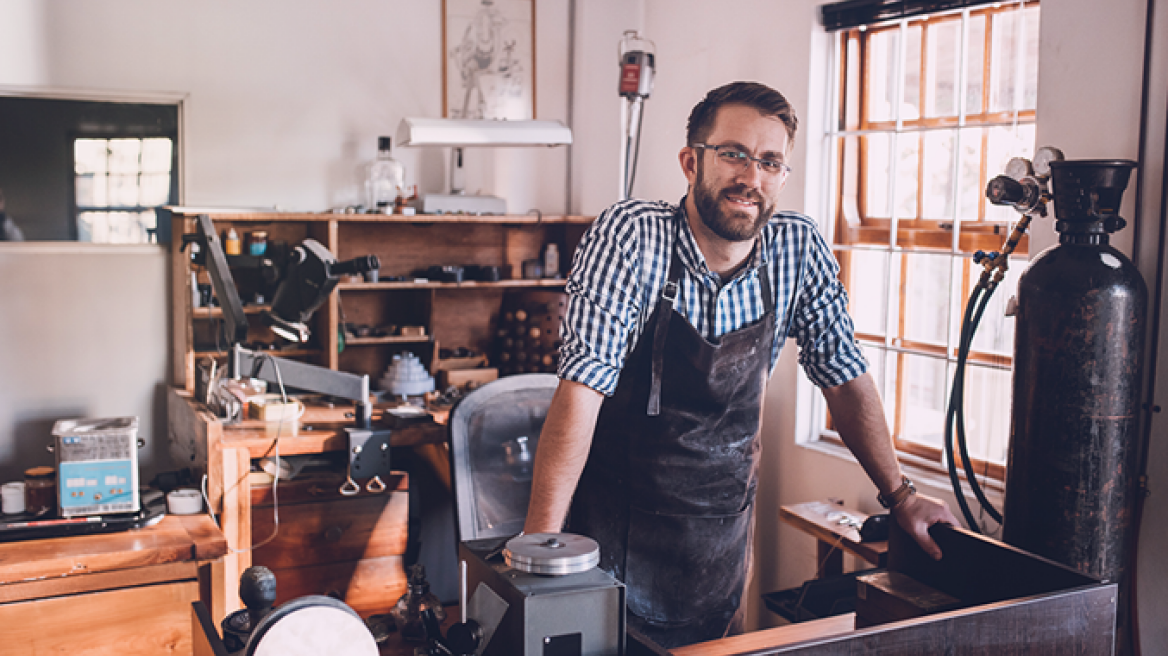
[75,174,98,207]
[895,133,919,219]
[140,173,171,206]
[899,353,948,449]
[79,210,153,244]
[847,248,889,337]
[962,364,1012,464]
[865,133,891,217]
[141,138,173,173]
[109,174,140,207]
[867,29,900,123]
[957,127,984,221]
[107,139,142,174]
[74,139,108,174]
[922,130,956,220]
[901,25,922,120]
[926,20,960,118]
[965,15,987,115]
[1020,7,1041,110]
[904,252,953,345]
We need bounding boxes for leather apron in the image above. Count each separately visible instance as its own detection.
[568,229,775,649]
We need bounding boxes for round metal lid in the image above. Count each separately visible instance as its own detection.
[503,532,600,575]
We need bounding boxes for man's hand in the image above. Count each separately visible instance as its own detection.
[891,493,960,560]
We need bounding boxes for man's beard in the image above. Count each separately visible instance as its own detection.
[692,159,774,242]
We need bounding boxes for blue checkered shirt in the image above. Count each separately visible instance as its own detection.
[558,198,868,396]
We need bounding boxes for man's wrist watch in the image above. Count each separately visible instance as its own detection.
[877,475,916,510]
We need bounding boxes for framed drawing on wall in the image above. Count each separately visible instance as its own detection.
[442,0,535,120]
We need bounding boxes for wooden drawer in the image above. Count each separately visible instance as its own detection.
[0,580,198,655]
[266,555,408,615]
[251,490,408,569]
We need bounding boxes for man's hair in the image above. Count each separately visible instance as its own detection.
[686,81,798,146]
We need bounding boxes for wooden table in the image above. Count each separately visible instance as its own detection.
[779,500,888,578]
[168,387,445,624]
[0,514,227,655]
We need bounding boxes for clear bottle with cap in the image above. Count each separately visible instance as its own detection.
[390,563,445,642]
[366,136,405,214]
[543,243,560,279]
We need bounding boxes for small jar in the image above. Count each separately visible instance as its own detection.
[24,466,57,516]
[248,230,268,256]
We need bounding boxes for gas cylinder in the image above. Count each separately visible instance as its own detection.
[1003,159,1144,654]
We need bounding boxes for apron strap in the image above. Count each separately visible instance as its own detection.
[647,244,684,416]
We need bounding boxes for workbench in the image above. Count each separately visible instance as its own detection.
[167,387,446,625]
[0,514,226,655]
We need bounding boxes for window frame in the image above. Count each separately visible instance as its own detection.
[815,2,1041,483]
[72,134,179,244]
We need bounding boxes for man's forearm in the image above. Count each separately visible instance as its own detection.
[524,379,606,534]
[820,372,902,496]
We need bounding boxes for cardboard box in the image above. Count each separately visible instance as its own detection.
[439,367,498,391]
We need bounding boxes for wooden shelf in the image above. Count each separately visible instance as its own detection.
[338,279,567,291]
[344,335,432,346]
[193,348,322,358]
[166,208,592,225]
[191,304,270,319]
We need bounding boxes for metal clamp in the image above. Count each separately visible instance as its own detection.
[365,475,386,494]
[339,476,361,496]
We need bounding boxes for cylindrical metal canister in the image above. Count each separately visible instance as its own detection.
[1004,159,1144,655]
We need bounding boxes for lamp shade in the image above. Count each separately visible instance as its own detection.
[396,117,572,147]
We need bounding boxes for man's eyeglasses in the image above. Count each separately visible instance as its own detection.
[692,143,792,178]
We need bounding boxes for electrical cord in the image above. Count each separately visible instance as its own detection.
[201,352,287,553]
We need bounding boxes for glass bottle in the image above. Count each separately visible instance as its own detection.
[366,136,405,214]
[391,563,445,642]
[24,466,56,516]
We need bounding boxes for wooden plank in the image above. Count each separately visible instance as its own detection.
[0,515,205,584]
[250,492,409,569]
[192,601,230,656]
[175,514,230,562]
[672,614,856,656]
[208,441,250,625]
[779,501,888,567]
[172,214,196,390]
[220,419,446,458]
[265,555,408,616]
[0,580,199,655]
[0,561,196,604]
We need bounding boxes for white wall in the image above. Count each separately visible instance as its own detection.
[0,244,169,482]
[0,0,573,482]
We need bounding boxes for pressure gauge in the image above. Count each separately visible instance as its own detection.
[1033,146,1066,178]
[1004,157,1033,181]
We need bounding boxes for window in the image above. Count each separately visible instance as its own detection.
[819,2,1041,480]
[74,137,176,243]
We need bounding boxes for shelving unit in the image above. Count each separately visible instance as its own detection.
[169,209,593,391]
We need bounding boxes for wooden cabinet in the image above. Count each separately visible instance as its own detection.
[0,515,226,655]
[168,210,593,392]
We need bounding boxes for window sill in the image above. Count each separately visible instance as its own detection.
[800,434,1005,501]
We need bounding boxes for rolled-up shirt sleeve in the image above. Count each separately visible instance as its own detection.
[789,227,868,388]
[557,206,644,396]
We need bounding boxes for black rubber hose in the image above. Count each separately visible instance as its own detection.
[957,281,1004,524]
[946,285,985,531]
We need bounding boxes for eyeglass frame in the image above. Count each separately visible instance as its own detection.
[690,143,793,178]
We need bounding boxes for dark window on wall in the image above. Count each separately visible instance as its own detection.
[818,1,1040,481]
[0,97,179,242]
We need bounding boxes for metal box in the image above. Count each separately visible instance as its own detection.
[51,416,140,517]
[460,538,626,656]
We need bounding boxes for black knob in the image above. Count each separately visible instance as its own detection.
[239,565,278,627]
[986,175,1025,206]
[445,620,484,656]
